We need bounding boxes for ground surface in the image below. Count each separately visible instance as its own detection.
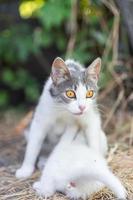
[0,111,133,200]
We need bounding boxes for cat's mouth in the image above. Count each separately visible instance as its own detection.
[73,111,84,115]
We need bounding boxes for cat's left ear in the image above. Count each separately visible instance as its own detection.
[51,57,70,85]
[85,58,101,83]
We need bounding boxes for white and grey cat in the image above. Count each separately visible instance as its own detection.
[33,125,126,199]
[16,57,107,179]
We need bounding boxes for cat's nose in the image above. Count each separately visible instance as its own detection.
[79,105,86,112]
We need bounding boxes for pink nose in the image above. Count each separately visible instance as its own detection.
[79,105,86,112]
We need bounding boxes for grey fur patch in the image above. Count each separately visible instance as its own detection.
[49,79,73,103]
[67,62,82,72]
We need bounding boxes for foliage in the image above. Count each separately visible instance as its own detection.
[0,25,40,63]
[0,0,113,108]
[0,67,39,107]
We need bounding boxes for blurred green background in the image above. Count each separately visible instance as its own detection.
[0,0,132,111]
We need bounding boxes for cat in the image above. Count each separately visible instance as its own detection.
[16,57,108,179]
[33,125,126,200]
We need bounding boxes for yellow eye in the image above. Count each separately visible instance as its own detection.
[66,90,76,98]
[86,90,94,98]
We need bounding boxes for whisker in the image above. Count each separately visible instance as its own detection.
[93,105,106,115]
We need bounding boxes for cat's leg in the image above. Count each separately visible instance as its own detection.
[66,167,126,200]
[33,153,60,197]
[96,170,127,199]
[16,105,54,179]
[85,114,108,156]
[100,130,108,156]
[16,121,48,178]
[33,174,56,198]
[66,172,126,200]
[33,174,68,197]
[88,129,108,157]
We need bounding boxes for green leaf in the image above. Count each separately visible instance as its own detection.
[0,91,9,106]
[25,84,39,102]
[2,69,15,85]
[37,0,71,29]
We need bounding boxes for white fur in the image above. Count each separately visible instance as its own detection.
[33,127,126,199]
[16,59,107,179]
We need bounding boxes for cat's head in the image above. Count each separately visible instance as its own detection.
[49,57,101,115]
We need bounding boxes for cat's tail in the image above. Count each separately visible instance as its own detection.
[69,166,127,199]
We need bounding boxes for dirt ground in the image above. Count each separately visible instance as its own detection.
[0,110,133,200]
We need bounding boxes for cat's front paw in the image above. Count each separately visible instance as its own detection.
[33,181,55,197]
[15,165,34,179]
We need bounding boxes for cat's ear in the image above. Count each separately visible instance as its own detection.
[85,57,101,83]
[51,57,70,85]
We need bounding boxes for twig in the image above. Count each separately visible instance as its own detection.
[101,0,121,88]
[102,28,113,67]
[65,0,78,58]
[107,143,119,163]
[103,90,124,129]
[129,116,133,146]
[122,92,133,111]
[98,80,116,100]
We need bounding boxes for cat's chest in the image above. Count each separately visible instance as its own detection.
[46,112,88,147]
[57,112,88,130]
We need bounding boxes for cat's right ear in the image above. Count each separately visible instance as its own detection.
[85,57,101,83]
[51,57,70,85]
